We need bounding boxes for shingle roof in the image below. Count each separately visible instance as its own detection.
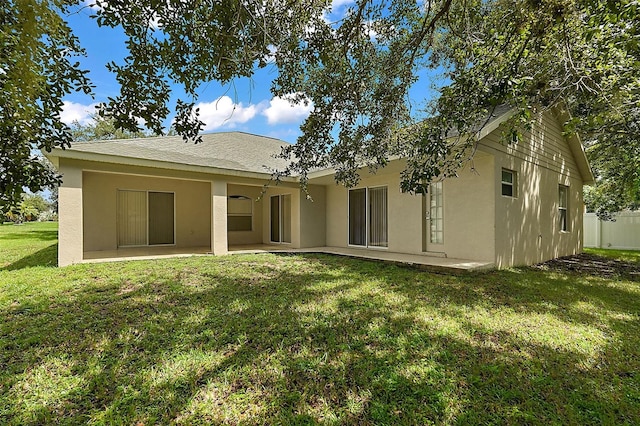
[66,132,292,175]
[445,104,515,137]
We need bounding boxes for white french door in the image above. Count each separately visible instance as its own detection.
[423,181,443,252]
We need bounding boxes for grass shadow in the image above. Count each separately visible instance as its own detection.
[0,230,58,242]
[1,253,638,424]
[2,243,58,271]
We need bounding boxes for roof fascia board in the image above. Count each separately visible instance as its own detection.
[307,154,405,181]
[476,107,517,141]
[307,167,336,180]
[47,148,298,183]
[552,107,595,185]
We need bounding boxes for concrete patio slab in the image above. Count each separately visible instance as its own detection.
[83,246,211,263]
[82,244,494,272]
[229,245,494,272]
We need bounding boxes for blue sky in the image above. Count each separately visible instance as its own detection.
[61,1,440,144]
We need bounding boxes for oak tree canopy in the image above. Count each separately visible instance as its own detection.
[1,0,638,217]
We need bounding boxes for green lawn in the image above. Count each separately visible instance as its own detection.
[1,223,639,425]
[585,247,640,263]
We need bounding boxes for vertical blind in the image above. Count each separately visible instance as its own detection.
[270,196,280,242]
[148,192,175,245]
[282,194,292,243]
[270,194,292,243]
[368,187,388,247]
[117,190,175,247]
[349,187,387,247]
[348,188,367,246]
[117,190,147,246]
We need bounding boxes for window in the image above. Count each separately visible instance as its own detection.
[227,195,253,232]
[501,169,517,197]
[349,186,388,248]
[430,182,444,244]
[559,185,569,231]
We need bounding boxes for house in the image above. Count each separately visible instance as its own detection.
[46,107,594,269]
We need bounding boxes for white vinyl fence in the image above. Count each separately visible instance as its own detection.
[584,212,640,250]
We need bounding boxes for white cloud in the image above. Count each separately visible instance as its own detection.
[331,0,354,10]
[195,96,259,131]
[82,0,101,10]
[60,101,98,125]
[364,20,379,40]
[262,94,313,125]
[325,0,355,21]
[263,45,278,64]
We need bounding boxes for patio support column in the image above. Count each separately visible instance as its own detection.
[58,164,83,266]
[211,180,228,255]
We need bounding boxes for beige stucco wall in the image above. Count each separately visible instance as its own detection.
[299,184,327,248]
[83,171,212,252]
[211,180,227,255]
[56,110,587,268]
[321,157,495,261]
[58,160,84,266]
[438,153,496,261]
[226,184,264,246]
[323,161,423,253]
[228,182,325,248]
[480,111,585,267]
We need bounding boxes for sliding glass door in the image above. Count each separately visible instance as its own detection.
[117,190,175,247]
[270,194,291,243]
[117,190,147,247]
[368,187,388,247]
[348,188,366,246]
[348,186,388,248]
[148,192,175,245]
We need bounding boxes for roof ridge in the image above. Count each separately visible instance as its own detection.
[72,131,290,145]
[219,131,291,143]
[71,135,174,145]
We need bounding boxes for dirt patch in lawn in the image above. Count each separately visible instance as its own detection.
[534,253,640,281]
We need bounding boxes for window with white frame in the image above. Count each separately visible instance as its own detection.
[501,169,517,197]
[429,182,444,244]
[559,185,569,231]
[227,195,253,232]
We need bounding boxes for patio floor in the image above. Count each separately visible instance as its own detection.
[83,246,212,263]
[83,244,494,272]
[230,245,494,272]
